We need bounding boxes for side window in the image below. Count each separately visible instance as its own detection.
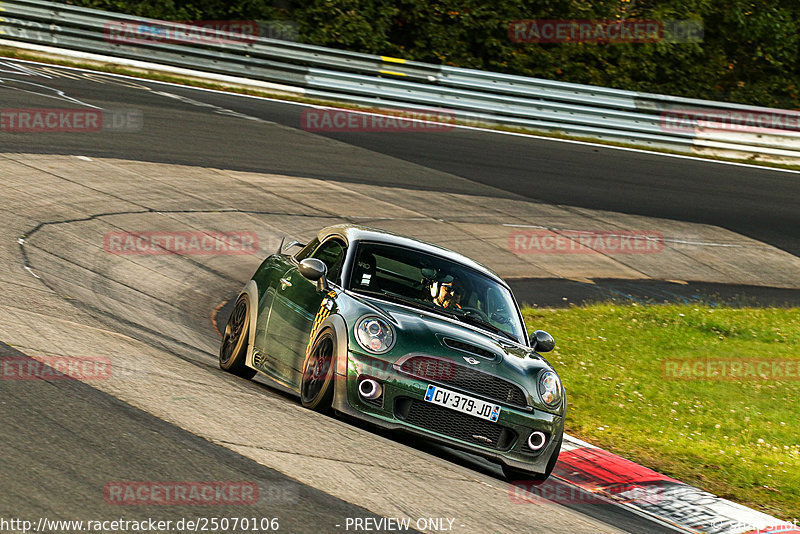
[293,238,319,261]
[310,239,346,283]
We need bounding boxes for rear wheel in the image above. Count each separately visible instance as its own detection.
[219,295,257,379]
[502,434,562,482]
[300,330,336,412]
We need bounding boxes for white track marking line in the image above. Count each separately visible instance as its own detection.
[0,77,101,108]
[3,57,799,175]
[0,59,50,77]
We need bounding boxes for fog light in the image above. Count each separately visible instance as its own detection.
[358,377,383,400]
[527,431,547,451]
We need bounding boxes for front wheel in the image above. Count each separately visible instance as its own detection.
[502,434,562,482]
[219,295,257,379]
[300,330,336,412]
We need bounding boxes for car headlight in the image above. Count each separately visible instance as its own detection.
[538,371,562,408]
[355,316,395,354]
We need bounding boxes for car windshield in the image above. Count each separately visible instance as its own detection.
[348,241,526,343]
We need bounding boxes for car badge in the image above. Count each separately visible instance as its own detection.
[463,356,480,365]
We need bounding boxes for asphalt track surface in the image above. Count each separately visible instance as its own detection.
[0,342,394,533]
[508,278,800,308]
[2,61,800,261]
[1,59,798,533]
[3,60,799,305]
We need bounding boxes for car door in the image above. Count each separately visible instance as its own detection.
[250,239,317,382]
[263,237,347,388]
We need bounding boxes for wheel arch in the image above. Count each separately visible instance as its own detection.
[240,280,260,368]
[316,314,348,375]
[315,313,350,411]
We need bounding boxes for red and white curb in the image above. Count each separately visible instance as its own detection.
[510,434,798,534]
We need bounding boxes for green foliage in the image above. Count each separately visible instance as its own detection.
[68,0,288,23]
[294,0,400,53]
[61,0,800,108]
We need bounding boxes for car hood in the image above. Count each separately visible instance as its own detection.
[346,291,555,379]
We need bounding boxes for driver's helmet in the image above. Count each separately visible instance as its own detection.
[431,274,463,309]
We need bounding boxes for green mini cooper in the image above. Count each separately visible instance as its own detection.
[219,224,565,480]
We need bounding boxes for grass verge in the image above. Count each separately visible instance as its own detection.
[522,303,800,521]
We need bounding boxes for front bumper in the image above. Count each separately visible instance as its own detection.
[332,349,564,474]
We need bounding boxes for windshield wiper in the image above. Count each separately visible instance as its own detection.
[455,313,518,342]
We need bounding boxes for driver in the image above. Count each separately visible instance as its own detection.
[431,275,463,310]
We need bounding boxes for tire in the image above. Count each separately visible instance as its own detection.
[300,330,336,413]
[219,294,257,379]
[502,434,562,482]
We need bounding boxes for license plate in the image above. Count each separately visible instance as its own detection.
[424,384,501,422]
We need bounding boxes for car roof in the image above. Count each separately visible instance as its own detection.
[317,224,506,286]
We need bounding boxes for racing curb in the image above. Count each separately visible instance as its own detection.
[530,434,800,534]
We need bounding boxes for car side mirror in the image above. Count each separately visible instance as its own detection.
[530,330,555,352]
[298,258,329,291]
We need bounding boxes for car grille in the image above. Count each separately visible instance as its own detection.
[395,397,516,450]
[442,338,498,360]
[397,355,527,408]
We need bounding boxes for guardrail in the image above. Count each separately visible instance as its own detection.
[1,0,798,164]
